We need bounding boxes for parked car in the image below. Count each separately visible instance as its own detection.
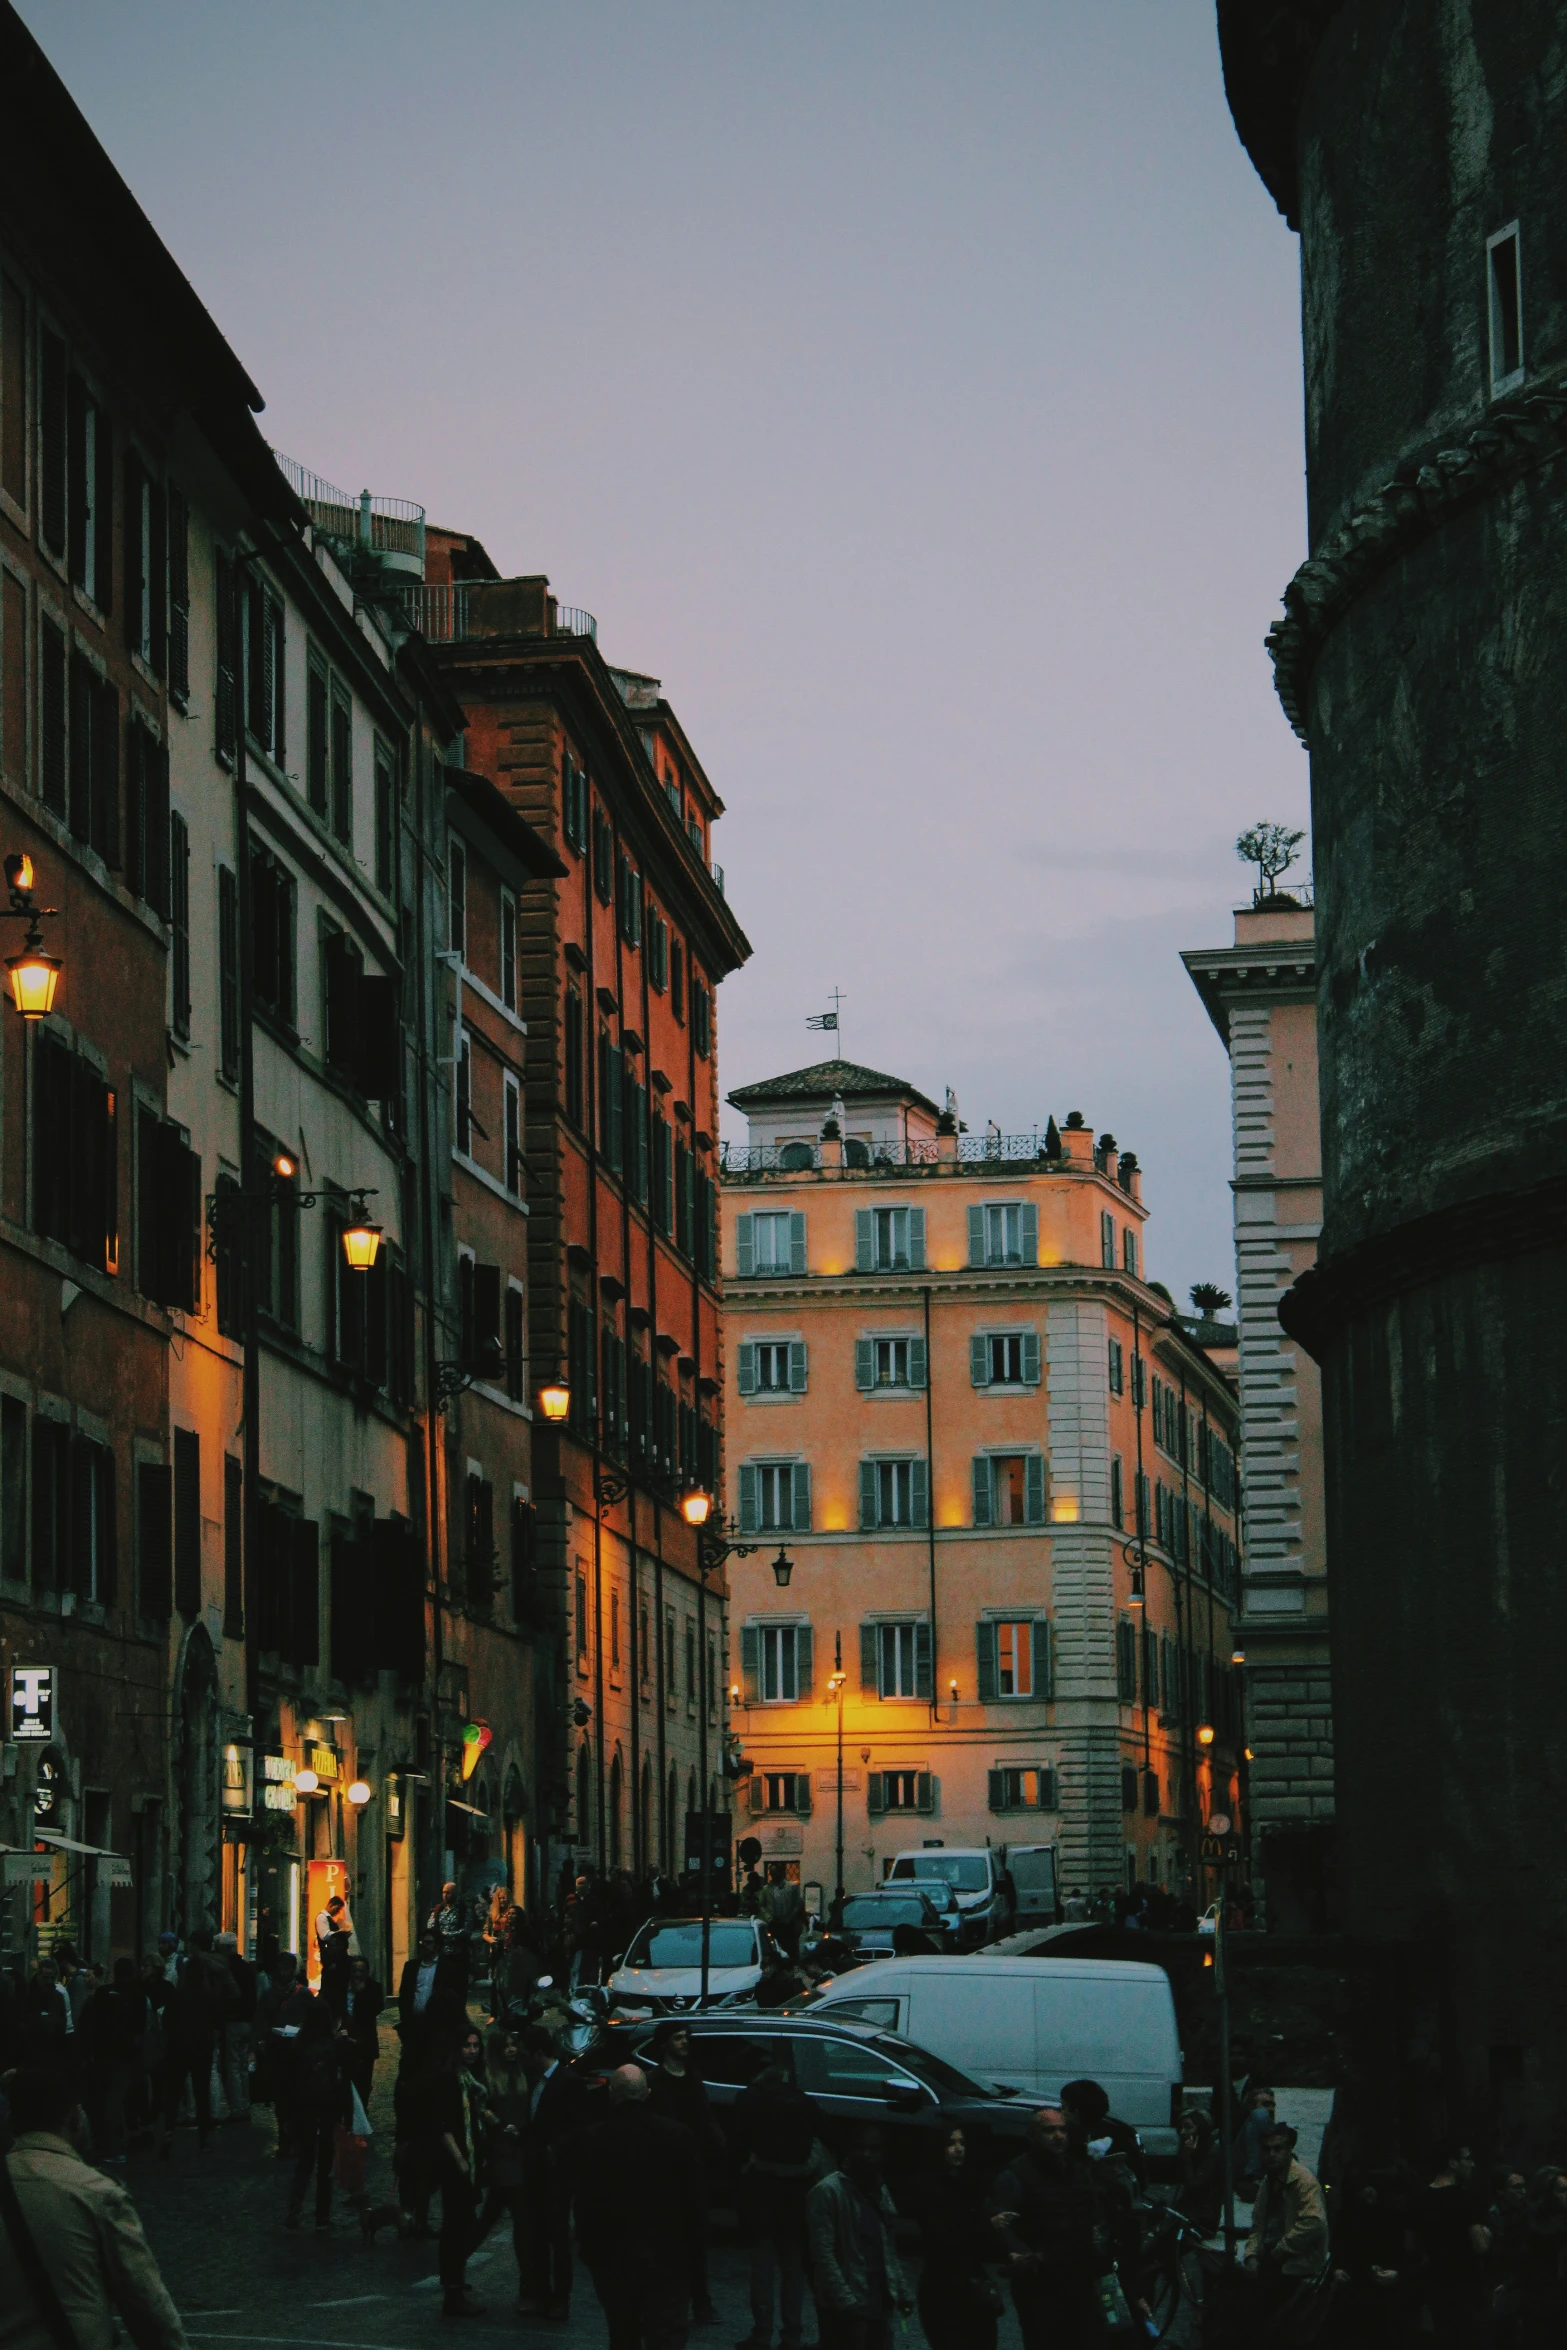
[591,2008,1042,2204]
[885,1847,1014,1945]
[805,1952,1183,2159]
[1005,1843,1060,1925]
[836,1888,953,1958]
[607,1916,777,2014]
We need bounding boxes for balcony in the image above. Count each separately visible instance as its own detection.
[275,452,425,578]
[719,1132,1060,1183]
[397,579,597,644]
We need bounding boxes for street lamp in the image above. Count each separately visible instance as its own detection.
[3,854,62,1020]
[680,1488,713,1529]
[538,1377,571,1423]
[293,1767,320,1795]
[346,1779,372,1806]
[770,1548,794,1588]
[827,1636,848,1920]
[1196,1723,1216,1749]
[340,1192,382,1270]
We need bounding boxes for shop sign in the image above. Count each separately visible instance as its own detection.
[33,1755,63,1821]
[308,1745,340,1783]
[103,1857,133,1887]
[385,1777,405,1840]
[220,1743,255,1817]
[260,1753,296,1813]
[10,1664,54,1743]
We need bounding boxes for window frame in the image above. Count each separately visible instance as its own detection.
[1487,221,1525,398]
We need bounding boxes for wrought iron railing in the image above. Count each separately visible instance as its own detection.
[720,1132,1064,1178]
[393,582,599,646]
[274,452,425,567]
[553,604,598,641]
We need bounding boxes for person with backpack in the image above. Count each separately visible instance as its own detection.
[733,2062,828,2350]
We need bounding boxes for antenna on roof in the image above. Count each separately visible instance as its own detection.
[805,988,846,1060]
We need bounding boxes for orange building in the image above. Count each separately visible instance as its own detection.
[720,1059,1243,1907]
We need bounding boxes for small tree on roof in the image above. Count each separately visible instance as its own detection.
[1236,822,1305,903]
[1190,1282,1233,1316]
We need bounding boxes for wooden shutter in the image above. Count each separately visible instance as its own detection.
[859,1459,878,1529]
[291,1518,320,1668]
[910,1457,928,1529]
[908,1208,926,1271]
[797,1624,814,1698]
[1021,1201,1039,1265]
[167,486,189,697]
[791,1463,812,1531]
[40,619,66,813]
[972,1456,993,1526]
[144,738,170,919]
[970,1333,989,1388]
[788,1340,808,1392]
[1022,1329,1042,1386]
[976,1620,998,1701]
[855,1208,876,1272]
[173,1426,200,1618]
[215,550,237,760]
[735,1213,754,1276]
[789,1212,807,1274]
[795,1773,813,1817]
[738,1462,758,1535]
[747,1773,765,1816]
[914,1620,933,1697]
[908,1335,928,1389]
[1025,1455,1046,1524]
[916,1771,934,1814]
[67,650,91,840]
[324,932,362,1085]
[223,1456,243,1636]
[136,1460,172,1620]
[358,976,401,1101]
[39,329,65,554]
[1100,1210,1114,1268]
[91,678,118,866]
[988,1768,1005,1812]
[737,1342,758,1395]
[66,373,87,584]
[867,1771,885,1816]
[860,1622,880,1693]
[1033,1618,1053,1699]
[855,1338,875,1391]
[967,1203,985,1266]
[123,449,145,648]
[740,1624,760,1702]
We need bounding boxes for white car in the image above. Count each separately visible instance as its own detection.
[607,1915,773,2014]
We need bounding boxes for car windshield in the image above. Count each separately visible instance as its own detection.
[842,1898,926,1928]
[624,1922,757,1971]
[892,1855,989,1892]
[870,2032,993,2100]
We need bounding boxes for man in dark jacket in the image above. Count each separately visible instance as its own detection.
[575,2065,704,2350]
[519,2024,589,2318]
[283,1996,352,2231]
[397,1931,464,2068]
[987,2106,1105,2350]
[647,2022,722,2323]
[341,1956,384,2108]
[158,1938,223,2158]
[733,2063,824,2350]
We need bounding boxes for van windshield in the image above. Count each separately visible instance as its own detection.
[891,1855,989,1892]
[624,1922,757,1970]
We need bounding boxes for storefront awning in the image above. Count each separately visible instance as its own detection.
[34,1831,128,1859]
[446,1799,490,1819]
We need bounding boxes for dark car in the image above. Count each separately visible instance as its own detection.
[836,1889,952,1958]
[588,2009,1039,2207]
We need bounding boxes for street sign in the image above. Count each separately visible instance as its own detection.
[10,1664,54,1743]
[1200,1833,1245,1867]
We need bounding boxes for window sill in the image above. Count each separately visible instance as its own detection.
[452,1149,529,1214]
[743,1390,800,1405]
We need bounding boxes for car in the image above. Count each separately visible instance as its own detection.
[590,2008,1043,2205]
[607,1915,778,2015]
[835,1887,956,1959]
[885,1847,1014,1945]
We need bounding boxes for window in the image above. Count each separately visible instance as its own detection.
[500,889,517,1011]
[862,1617,932,1700]
[976,1616,1051,1700]
[169,812,190,1040]
[1121,1765,1138,1813]
[738,1459,811,1534]
[307,662,329,817]
[32,1031,117,1275]
[860,1456,928,1530]
[132,1104,201,1311]
[173,1426,200,1618]
[752,1770,812,1815]
[1110,1454,1125,1530]
[738,1339,804,1396]
[651,1112,672,1232]
[504,1075,523,1195]
[989,1766,1056,1812]
[218,867,240,1081]
[592,805,613,901]
[456,1030,472,1155]
[124,453,166,672]
[1,1396,25,1586]
[65,375,110,608]
[1488,223,1524,396]
[692,978,711,1058]
[67,651,118,865]
[250,844,296,1029]
[39,327,65,555]
[1116,1618,1137,1704]
[853,1334,926,1391]
[215,549,238,761]
[610,1587,621,1671]
[685,1618,697,1708]
[1,569,24,789]
[617,850,641,947]
[245,581,284,758]
[562,752,588,854]
[39,616,65,814]
[251,1135,299,1331]
[868,1768,932,1814]
[967,1199,1038,1268]
[505,1285,525,1404]
[854,1204,925,1273]
[670,938,685,1022]
[1108,1337,1124,1395]
[647,907,668,991]
[576,1570,589,1669]
[1100,1211,1115,1269]
[563,985,585,1131]
[736,1209,804,1277]
[167,487,189,703]
[741,1621,813,1704]
[675,1139,694,1257]
[0,273,25,510]
[330,688,353,845]
[972,1453,1045,1527]
[1123,1226,1139,1278]
[970,1327,1042,1389]
[374,744,397,898]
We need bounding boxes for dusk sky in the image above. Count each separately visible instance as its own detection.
[20,1,1307,1307]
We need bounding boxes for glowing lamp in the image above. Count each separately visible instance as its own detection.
[681,1489,714,1529]
[7,945,61,1020]
[1196,1723,1215,1748]
[460,1720,493,1782]
[346,1779,372,1806]
[1231,1645,1247,1666]
[273,1152,297,1181]
[340,1219,382,1271]
[539,1379,571,1423]
[293,1767,320,1795]
[7,854,34,893]
[1243,1746,1255,1762]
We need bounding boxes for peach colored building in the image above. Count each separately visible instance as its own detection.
[1183,898,1333,1927]
[720,1059,1242,1908]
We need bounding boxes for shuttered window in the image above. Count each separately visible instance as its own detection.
[988,1766,1056,1812]
[737,1460,811,1534]
[135,1104,201,1312]
[218,867,240,1081]
[40,617,66,814]
[735,1210,805,1277]
[854,1205,926,1272]
[33,1031,117,1274]
[167,486,190,703]
[330,688,353,845]
[169,812,190,1039]
[859,1456,928,1530]
[740,1621,815,1705]
[173,1426,200,1618]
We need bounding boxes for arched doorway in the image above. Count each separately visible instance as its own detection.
[608,1750,623,1871]
[172,1630,219,1935]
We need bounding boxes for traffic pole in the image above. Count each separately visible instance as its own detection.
[1216,1893,1237,2260]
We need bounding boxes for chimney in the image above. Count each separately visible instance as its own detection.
[1098,1133,1119,1184]
[1060,1111,1094,1168]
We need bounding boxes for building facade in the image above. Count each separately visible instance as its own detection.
[1183,896,1333,1925]
[720,1060,1243,1907]
[408,542,751,1896]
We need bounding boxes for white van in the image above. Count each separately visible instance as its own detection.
[807,1953,1182,2157]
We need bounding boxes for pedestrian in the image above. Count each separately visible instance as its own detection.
[1061,1887,1089,1923]
[1060,2078,1146,2192]
[472,2028,530,2302]
[518,2021,585,2319]
[314,1897,352,2013]
[283,2001,353,2233]
[986,2106,1104,2350]
[17,1959,73,2071]
[1242,2122,1331,2326]
[214,1931,256,2124]
[1418,2141,1490,2348]
[1175,2108,1224,2238]
[754,1947,804,2009]
[341,1954,384,2110]
[427,1883,475,1994]
[426,2019,489,2316]
[0,2065,188,2350]
[575,2065,705,2350]
[158,1936,221,2159]
[81,1958,148,2167]
[646,2021,723,2323]
[1230,2083,1277,2201]
[910,2125,1001,2350]
[563,1874,603,1987]
[733,2060,826,2350]
[52,1944,92,2036]
[807,2123,913,2350]
[1517,2166,1567,2348]
[255,1952,303,2156]
[397,1929,461,2068]
[483,1887,514,2016]
[1330,2165,1428,2350]
[1483,2164,1531,2326]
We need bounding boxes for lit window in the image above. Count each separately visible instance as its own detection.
[994,1620,1034,1698]
[759,1625,798,1702]
[875,1338,911,1388]
[755,1342,792,1392]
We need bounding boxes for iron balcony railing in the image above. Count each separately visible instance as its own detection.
[275,452,425,570]
[720,1132,1063,1179]
[396,582,598,645]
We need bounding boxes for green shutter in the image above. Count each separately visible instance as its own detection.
[736,1214,755,1276]
[970,1333,990,1388]
[855,1339,875,1392]
[855,1208,874,1273]
[972,1457,993,1527]
[788,1340,808,1392]
[797,1624,814,1698]
[908,1208,926,1271]
[738,1463,759,1534]
[789,1212,807,1275]
[910,1458,928,1528]
[1025,1455,1046,1525]
[860,1622,880,1694]
[795,1773,812,1817]
[1022,1329,1042,1386]
[792,1463,812,1531]
[737,1342,758,1396]
[741,1623,761,1702]
[967,1204,985,1267]
[988,1768,1005,1812]
[908,1337,927,1390]
[1033,1618,1052,1699]
[859,1460,878,1529]
[914,1620,933,1697]
[867,1771,885,1816]
[916,1770,934,1813]
[976,1620,998,1701]
[747,1774,765,1816]
[1020,1201,1039,1265]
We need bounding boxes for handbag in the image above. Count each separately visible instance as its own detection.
[0,2153,86,2350]
[332,2122,367,2198]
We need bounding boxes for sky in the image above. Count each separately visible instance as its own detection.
[19,0,1308,1308]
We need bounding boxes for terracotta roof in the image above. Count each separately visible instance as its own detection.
[728,1057,939,1117]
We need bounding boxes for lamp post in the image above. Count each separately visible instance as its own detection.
[2,855,62,1019]
[679,1489,758,2006]
[828,1636,848,1921]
